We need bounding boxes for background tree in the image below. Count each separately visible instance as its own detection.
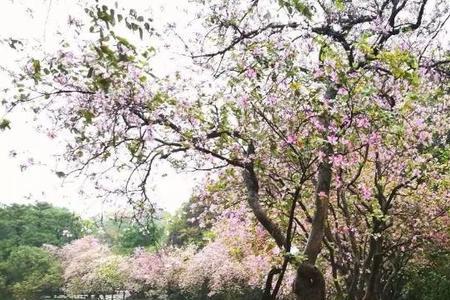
[167,196,215,247]
[93,213,165,253]
[0,202,83,258]
[59,236,127,297]
[0,245,63,300]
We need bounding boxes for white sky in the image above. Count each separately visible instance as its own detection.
[0,0,201,216]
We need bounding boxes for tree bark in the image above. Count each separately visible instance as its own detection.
[362,237,383,300]
[242,142,286,248]
[293,155,331,300]
[293,263,326,300]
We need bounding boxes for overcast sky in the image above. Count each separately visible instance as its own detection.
[0,0,201,216]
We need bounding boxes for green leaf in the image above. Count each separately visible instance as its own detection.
[127,140,141,156]
[79,109,95,124]
[335,0,345,11]
[31,59,41,82]
[292,0,313,19]
[0,118,11,130]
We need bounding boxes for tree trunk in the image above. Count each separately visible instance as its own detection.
[293,150,331,300]
[242,142,286,248]
[293,263,326,300]
[362,236,383,300]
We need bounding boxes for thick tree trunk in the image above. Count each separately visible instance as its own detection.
[362,236,384,300]
[293,263,326,300]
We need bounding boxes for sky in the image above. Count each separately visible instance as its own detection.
[0,0,201,216]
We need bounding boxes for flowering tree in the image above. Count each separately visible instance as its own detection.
[121,205,277,299]
[0,246,63,300]
[5,0,450,299]
[59,236,126,297]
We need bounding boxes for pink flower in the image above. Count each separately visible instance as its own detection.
[286,134,297,145]
[330,72,339,83]
[327,135,338,145]
[245,68,257,79]
[366,132,381,145]
[356,117,370,128]
[238,96,249,107]
[418,131,431,143]
[360,185,372,200]
[318,191,328,199]
[331,154,344,167]
[264,95,278,105]
[337,87,347,96]
[313,68,324,79]
[335,176,342,188]
[317,151,326,162]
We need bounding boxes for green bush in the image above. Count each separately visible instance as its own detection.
[402,251,450,300]
[0,246,63,299]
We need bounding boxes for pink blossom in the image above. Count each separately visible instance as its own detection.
[337,87,347,96]
[360,185,372,200]
[317,151,326,162]
[418,131,431,143]
[330,72,339,83]
[318,191,327,198]
[327,135,338,145]
[335,176,342,188]
[366,132,381,145]
[313,68,324,79]
[237,95,249,107]
[286,134,297,145]
[264,95,278,105]
[331,154,345,167]
[356,117,370,128]
[245,68,257,79]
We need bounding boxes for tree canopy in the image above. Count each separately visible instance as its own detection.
[2,0,450,299]
[0,202,83,258]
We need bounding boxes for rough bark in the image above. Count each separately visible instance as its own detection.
[362,236,383,300]
[303,154,332,264]
[294,155,331,300]
[293,263,326,300]
[242,166,286,248]
[242,142,286,249]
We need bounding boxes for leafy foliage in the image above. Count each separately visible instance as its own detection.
[403,250,450,300]
[0,202,83,259]
[93,215,165,253]
[0,246,62,300]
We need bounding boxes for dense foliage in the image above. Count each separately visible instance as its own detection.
[91,214,165,254]
[0,203,81,299]
[0,202,82,258]
[0,246,62,300]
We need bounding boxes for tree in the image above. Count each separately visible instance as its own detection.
[93,213,165,253]
[0,245,63,299]
[5,0,450,299]
[167,196,214,247]
[121,205,275,300]
[0,202,83,258]
[403,249,450,300]
[59,236,126,297]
